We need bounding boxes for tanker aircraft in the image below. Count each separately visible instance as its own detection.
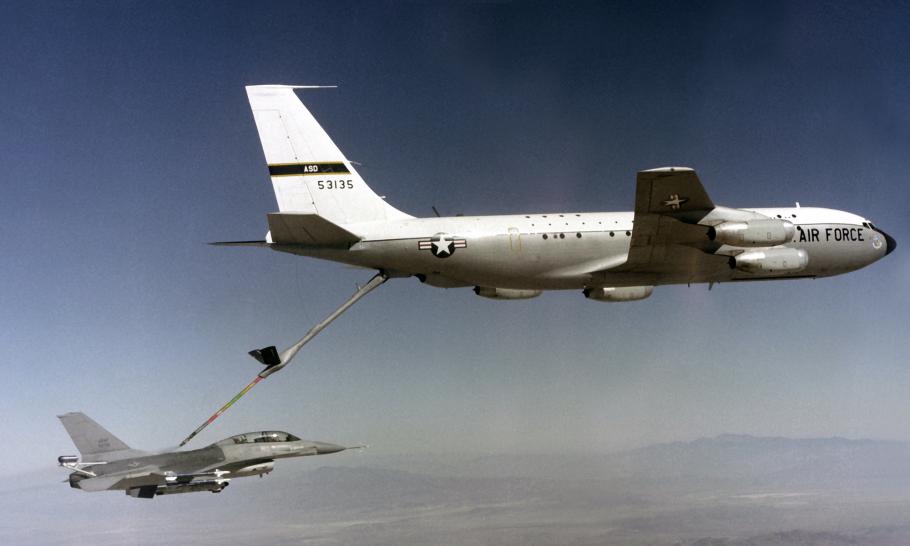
[58,412,352,498]
[227,86,895,304]
[198,85,899,382]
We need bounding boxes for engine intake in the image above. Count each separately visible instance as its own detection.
[708,219,795,247]
[473,287,542,300]
[729,248,809,273]
[584,286,654,302]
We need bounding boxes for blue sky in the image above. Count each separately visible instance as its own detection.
[1,0,908,478]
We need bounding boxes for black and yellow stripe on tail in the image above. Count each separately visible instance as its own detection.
[268,162,350,176]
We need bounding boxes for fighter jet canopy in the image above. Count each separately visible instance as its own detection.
[215,431,301,446]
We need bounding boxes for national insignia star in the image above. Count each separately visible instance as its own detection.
[432,238,453,256]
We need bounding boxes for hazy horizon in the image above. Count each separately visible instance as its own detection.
[7,433,910,545]
[1,0,908,543]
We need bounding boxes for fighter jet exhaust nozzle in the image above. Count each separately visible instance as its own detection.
[68,473,86,489]
[708,219,795,247]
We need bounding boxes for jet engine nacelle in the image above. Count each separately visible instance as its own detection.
[230,462,275,478]
[584,286,654,302]
[730,248,809,273]
[473,286,542,300]
[708,219,796,247]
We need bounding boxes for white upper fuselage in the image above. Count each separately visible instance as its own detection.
[271,206,890,290]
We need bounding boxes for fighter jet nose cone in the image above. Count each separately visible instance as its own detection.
[314,442,347,455]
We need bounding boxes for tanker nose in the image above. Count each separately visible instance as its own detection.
[882,229,897,256]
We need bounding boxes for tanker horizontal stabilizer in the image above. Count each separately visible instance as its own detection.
[267,213,360,246]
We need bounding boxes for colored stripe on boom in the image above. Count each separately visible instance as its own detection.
[178,375,264,447]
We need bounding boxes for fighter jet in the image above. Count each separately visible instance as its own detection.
[221,85,895,303]
[57,412,352,499]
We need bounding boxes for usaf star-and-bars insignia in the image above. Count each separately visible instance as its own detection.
[418,234,467,258]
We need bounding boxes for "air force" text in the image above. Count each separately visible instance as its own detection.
[798,227,864,242]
